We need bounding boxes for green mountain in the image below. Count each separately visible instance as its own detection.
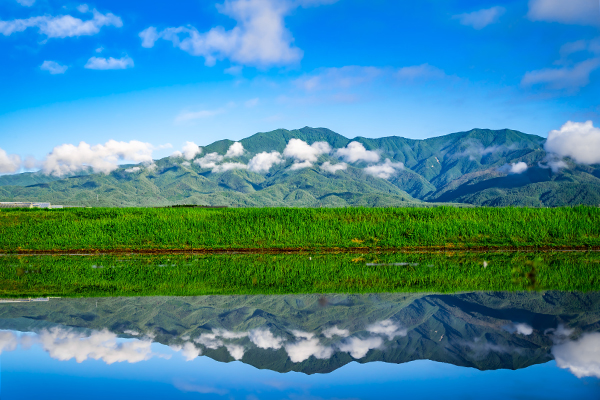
[1,127,599,207]
[1,292,598,374]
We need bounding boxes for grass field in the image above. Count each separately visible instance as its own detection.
[1,206,600,252]
[1,251,599,297]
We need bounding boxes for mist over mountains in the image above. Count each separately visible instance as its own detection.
[1,127,599,207]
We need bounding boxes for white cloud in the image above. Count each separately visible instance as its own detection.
[248,151,284,173]
[138,0,336,67]
[175,108,225,124]
[194,332,223,349]
[37,327,156,364]
[0,9,122,38]
[292,330,315,340]
[337,336,382,359]
[521,58,600,91]
[335,141,380,163]
[285,338,333,362]
[545,121,600,164]
[124,166,141,173]
[123,330,140,336]
[172,141,202,160]
[320,161,347,174]
[0,148,21,174]
[366,320,407,339]
[40,60,68,74]
[173,342,202,361]
[173,380,229,396]
[212,162,248,173]
[295,66,382,91]
[527,0,600,26]
[322,326,350,339]
[364,159,404,179]
[498,161,528,174]
[248,329,285,349]
[225,142,244,158]
[16,0,35,6]
[396,63,446,80]
[453,6,506,29]
[42,140,157,176]
[225,343,245,360]
[552,332,600,378]
[194,152,224,169]
[77,4,90,13]
[245,98,259,107]
[85,56,134,70]
[283,139,331,169]
[224,65,243,75]
[503,323,534,335]
[0,331,19,354]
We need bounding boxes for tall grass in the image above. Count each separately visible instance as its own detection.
[1,206,599,252]
[1,251,598,297]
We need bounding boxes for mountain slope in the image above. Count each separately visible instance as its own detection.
[0,127,598,207]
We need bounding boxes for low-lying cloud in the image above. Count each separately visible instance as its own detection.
[545,121,600,165]
[284,337,333,362]
[320,161,347,174]
[172,141,202,160]
[0,148,21,174]
[364,159,404,179]
[283,139,331,169]
[335,141,379,163]
[248,151,284,173]
[42,140,166,176]
[552,332,600,378]
[366,320,407,339]
[498,161,528,174]
[248,329,285,349]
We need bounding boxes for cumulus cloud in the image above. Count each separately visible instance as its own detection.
[16,0,36,6]
[85,56,134,70]
[503,322,534,335]
[248,329,285,349]
[322,326,350,339]
[194,153,224,169]
[212,162,248,173]
[225,343,245,360]
[285,338,333,362]
[175,108,225,124]
[37,327,156,364]
[320,161,347,174]
[337,336,382,359]
[124,166,141,173]
[396,63,446,80]
[283,139,331,169]
[138,0,335,67]
[172,141,202,160]
[527,0,600,26]
[123,330,140,336]
[498,161,528,174]
[521,58,600,91]
[42,140,158,176]
[335,141,380,163]
[545,121,600,165]
[170,342,202,361]
[40,60,68,74]
[552,332,600,378]
[248,151,284,173]
[366,320,407,339]
[0,9,122,38]
[194,332,223,349]
[295,66,382,91]
[0,331,19,354]
[225,142,244,158]
[0,148,21,174]
[453,6,506,29]
[364,159,404,179]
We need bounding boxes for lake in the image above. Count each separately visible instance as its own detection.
[1,291,599,398]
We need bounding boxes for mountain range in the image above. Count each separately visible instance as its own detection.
[1,127,599,207]
[1,292,598,374]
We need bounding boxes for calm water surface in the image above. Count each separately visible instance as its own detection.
[1,292,599,399]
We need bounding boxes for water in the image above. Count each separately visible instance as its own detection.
[1,292,599,399]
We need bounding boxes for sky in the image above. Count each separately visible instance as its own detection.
[1,0,600,173]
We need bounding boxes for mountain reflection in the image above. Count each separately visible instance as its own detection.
[1,292,599,378]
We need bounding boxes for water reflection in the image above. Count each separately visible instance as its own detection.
[1,292,599,378]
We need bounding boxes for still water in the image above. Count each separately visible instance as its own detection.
[1,292,599,399]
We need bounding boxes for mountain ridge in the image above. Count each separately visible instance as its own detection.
[0,127,598,207]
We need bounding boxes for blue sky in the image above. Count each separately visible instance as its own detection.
[0,0,599,171]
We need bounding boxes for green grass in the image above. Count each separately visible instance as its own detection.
[1,251,599,297]
[1,206,600,252]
